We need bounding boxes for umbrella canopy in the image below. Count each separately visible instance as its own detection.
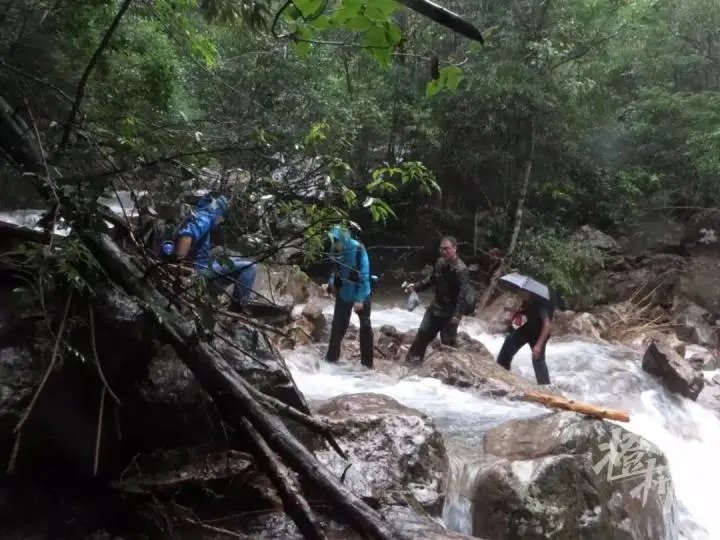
[498,273,550,300]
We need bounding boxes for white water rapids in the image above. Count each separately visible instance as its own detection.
[285,299,720,540]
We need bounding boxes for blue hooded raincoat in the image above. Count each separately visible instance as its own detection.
[176,196,256,303]
[328,225,371,304]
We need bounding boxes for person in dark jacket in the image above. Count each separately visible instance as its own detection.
[404,236,474,365]
[324,225,374,368]
[496,290,553,385]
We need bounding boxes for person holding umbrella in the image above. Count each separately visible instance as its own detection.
[496,273,554,385]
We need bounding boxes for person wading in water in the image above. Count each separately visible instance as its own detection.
[404,236,475,365]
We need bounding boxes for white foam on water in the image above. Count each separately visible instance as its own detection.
[288,302,720,539]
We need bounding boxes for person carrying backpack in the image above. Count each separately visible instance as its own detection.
[166,195,257,305]
[323,224,374,369]
[404,236,475,365]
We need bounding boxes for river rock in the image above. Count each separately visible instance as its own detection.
[672,296,717,348]
[0,344,40,465]
[570,225,622,254]
[471,412,677,540]
[253,264,322,305]
[697,379,720,416]
[312,393,449,515]
[233,506,478,539]
[416,340,533,397]
[301,301,326,341]
[642,341,704,400]
[676,255,720,314]
[604,254,685,307]
[685,346,720,371]
[552,310,606,340]
[124,322,310,450]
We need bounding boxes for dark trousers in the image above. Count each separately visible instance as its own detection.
[497,323,551,385]
[326,296,373,368]
[405,309,459,364]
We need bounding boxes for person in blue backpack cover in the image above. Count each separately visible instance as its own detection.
[167,195,257,305]
[323,224,374,369]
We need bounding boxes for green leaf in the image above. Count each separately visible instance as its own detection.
[426,78,442,97]
[346,15,372,31]
[363,25,389,48]
[294,40,311,57]
[294,25,313,57]
[441,65,464,91]
[310,15,333,29]
[385,21,402,46]
[294,0,324,18]
[363,25,391,65]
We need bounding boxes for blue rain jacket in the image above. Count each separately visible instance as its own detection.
[176,196,256,303]
[328,225,371,303]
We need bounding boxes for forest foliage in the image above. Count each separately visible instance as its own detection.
[1,0,719,296]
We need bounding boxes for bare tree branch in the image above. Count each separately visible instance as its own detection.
[58,0,134,153]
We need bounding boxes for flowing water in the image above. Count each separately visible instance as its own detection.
[285,297,720,540]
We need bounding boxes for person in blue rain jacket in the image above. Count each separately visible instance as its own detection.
[324,224,374,368]
[171,195,256,305]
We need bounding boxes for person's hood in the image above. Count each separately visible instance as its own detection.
[329,224,352,245]
[196,195,229,221]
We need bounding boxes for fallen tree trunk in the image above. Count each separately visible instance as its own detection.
[245,382,348,460]
[240,416,327,540]
[522,390,630,422]
[81,232,399,540]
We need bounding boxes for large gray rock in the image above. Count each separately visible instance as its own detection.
[642,341,705,400]
[570,225,622,254]
[253,263,322,305]
[471,412,678,540]
[126,322,310,450]
[677,256,720,314]
[686,347,720,371]
[338,325,535,397]
[672,296,717,348]
[312,393,449,515]
[416,340,533,397]
[0,344,40,464]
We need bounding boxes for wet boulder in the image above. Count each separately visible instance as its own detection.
[233,506,479,539]
[569,225,622,255]
[642,341,704,400]
[552,311,606,340]
[471,412,677,540]
[0,344,41,464]
[312,393,449,515]
[253,264,322,305]
[124,321,310,450]
[671,296,717,348]
[301,301,326,341]
[415,340,533,397]
[686,346,719,371]
[697,374,720,415]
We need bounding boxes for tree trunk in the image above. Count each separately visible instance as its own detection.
[478,115,535,309]
[240,416,328,540]
[522,390,630,422]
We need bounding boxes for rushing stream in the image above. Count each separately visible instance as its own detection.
[285,298,720,540]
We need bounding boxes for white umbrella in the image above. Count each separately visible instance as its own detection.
[498,273,550,300]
